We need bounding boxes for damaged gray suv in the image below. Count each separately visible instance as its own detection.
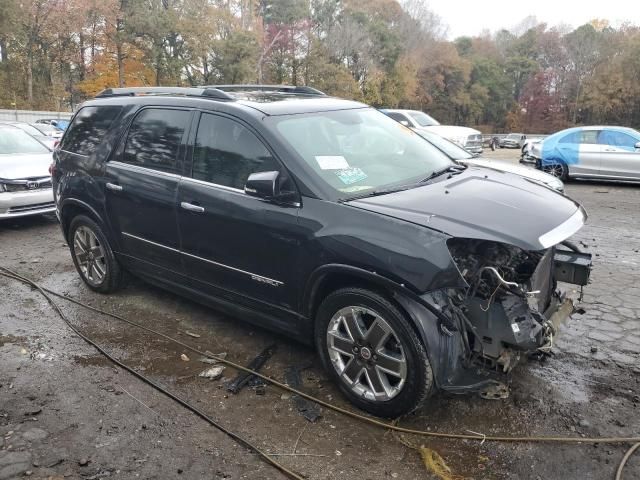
[53,86,592,418]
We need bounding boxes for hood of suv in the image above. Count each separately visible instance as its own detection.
[0,153,52,180]
[346,167,583,251]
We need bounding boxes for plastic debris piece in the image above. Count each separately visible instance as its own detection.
[284,365,322,422]
[199,366,225,380]
[184,331,201,338]
[200,352,227,364]
[180,354,189,362]
[226,344,277,394]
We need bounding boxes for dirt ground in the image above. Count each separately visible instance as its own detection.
[1,149,639,480]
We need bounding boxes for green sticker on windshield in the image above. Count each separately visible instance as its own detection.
[336,167,367,185]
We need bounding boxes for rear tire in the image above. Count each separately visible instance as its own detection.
[315,287,433,418]
[69,215,124,293]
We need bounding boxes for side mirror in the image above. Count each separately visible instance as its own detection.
[635,142,640,150]
[245,171,279,199]
[399,120,410,127]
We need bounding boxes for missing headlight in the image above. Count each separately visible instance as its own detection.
[447,238,545,300]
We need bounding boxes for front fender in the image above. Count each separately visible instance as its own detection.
[303,264,460,332]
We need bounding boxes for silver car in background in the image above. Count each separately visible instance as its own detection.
[529,126,640,181]
[1,121,57,150]
[0,124,55,219]
[415,129,565,192]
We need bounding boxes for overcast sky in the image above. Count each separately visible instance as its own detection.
[425,0,640,39]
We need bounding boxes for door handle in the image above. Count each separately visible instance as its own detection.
[180,201,205,213]
[604,148,616,152]
[106,182,123,192]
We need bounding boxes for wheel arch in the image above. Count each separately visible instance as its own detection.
[302,264,457,343]
[60,199,105,243]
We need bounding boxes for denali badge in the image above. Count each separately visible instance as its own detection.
[251,275,281,287]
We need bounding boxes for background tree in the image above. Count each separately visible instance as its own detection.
[1,1,640,133]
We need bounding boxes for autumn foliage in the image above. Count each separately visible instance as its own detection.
[1,1,639,132]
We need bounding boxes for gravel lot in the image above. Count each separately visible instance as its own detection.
[1,149,639,480]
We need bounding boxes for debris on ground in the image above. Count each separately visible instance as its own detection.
[284,365,322,423]
[199,352,227,364]
[226,344,277,394]
[199,366,225,380]
[420,446,465,480]
[183,331,201,338]
[180,354,189,362]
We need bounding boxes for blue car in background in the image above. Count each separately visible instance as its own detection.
[528,126,640,182]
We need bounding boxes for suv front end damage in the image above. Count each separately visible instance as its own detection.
[400,235,592,395]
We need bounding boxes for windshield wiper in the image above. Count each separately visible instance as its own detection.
[420,164,467,183]
[339,185,413,202]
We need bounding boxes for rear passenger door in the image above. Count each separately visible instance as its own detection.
[104,107,192,274]
[177,112,302,322]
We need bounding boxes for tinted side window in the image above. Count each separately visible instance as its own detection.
[60,106,122,155]
[386,112,409,123]
[599,130,638,149]
[559,132,579,144]
[192,114,280,190]
[122,109,190,174]
[580,130,600,144]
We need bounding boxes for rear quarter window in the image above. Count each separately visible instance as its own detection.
[60,106,122,156]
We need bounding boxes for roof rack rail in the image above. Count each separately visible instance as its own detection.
[95,87,234,101]
[206,84,326,96]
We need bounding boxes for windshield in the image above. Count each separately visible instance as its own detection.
[415,130,473,160]
[408,111,440,127]
[32,124,61,134]
[271,108,454,198]
[0,128,50,155]
[11,123,44,137]
[507,134,522,140]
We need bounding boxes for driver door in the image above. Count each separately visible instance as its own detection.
[177,112,303,322]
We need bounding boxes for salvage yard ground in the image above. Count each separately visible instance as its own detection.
[1,149,639,480]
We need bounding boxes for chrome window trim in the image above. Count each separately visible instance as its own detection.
[122,231,283,286]
[107,161,182,179]
[538,207,586,248]
[122,232,180,253]
[181,176,245,194]
[180,176,302,207]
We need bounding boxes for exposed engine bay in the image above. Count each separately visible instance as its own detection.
[444,238,587,375]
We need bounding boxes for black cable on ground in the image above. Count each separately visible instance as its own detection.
[0,268,304,480]
[2,267,639,478]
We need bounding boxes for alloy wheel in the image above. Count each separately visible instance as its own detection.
[326,306,407,402]
[542,163,565,178]
[73,225,107,286]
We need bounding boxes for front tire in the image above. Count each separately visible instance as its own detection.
[315,287,433,418]
[68,215,124,293]
[542,161,569,181]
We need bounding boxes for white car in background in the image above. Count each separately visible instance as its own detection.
[415,129,564,192]
[0,124,55,219]
[382,108,484,154]
[1,121,57,150]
